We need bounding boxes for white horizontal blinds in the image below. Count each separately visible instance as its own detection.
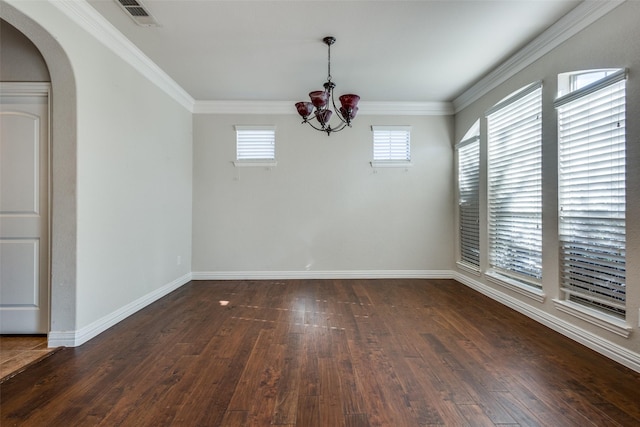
[556,72,626,317]
[457,137,480,268]
[487,82,542,286]
[235,126,275,160]
[372,126,411,161]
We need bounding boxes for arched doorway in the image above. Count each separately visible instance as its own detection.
[0,3,78,343]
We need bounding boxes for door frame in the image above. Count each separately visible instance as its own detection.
[1,82,52,333]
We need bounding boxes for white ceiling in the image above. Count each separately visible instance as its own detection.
[87,0,582,103]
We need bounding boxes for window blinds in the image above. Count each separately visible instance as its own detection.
[487,82,542,286]
[372,126,411,161]
[555,72,626,317]
[457,137,480,268]
[235,126,276,160]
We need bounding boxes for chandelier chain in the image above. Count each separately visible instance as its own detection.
[327,41,332,82]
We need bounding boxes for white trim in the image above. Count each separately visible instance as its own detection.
[234,125,276,132]
[191,270,454,281]
[360,102,453,116]
[485,271,546,303]
[453,272,640,373]
[194,101,454,116]
[47,273,192,347]
[46,330,76,348]
[456,261,481,276]
[455,135,480,150]
[50,0,194,112]
[553,299,632,338]
[233,160,277,168]
[485,80,542,117]
[371,125,412,132]
[370,161,413,168]
[453,0,626,113]
[0,82,51,96]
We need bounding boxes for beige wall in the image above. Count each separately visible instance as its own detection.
[192,113,455,275]
[454,0,640,365]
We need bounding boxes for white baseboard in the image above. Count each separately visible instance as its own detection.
[48,272,192,348]
[191,270,454,280]
[453,272,640,373]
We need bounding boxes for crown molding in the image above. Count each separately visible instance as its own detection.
[50,0,195,112]
[360,101,453,116]
[452,0,626,113]
[193,100,453,116]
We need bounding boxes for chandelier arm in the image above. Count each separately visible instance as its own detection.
[302,114,348,135]
[303,118,329,133]
[329,87,349,125]
[327,121,348,134]
[333,122,349,132]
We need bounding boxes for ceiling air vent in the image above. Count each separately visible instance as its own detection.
[115,0,159,27]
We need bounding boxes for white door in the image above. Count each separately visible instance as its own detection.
[0,85,50,334]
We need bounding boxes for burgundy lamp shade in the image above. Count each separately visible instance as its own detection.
[295,102,314,118]
[309,90,329,108]
[339,94,360,109]
[316,109,332,126]
[340,106,359,120]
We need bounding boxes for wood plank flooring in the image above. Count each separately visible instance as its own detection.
[0,336,56,381]
[1,279,639,426]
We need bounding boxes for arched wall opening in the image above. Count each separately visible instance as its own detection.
[1,3,78,337]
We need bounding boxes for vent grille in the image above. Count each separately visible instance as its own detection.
[127,7,149,17]
[115,0,159,26]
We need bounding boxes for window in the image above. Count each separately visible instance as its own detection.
[234,125,276,165]
[457,122,480,269]
[371,126,411,166]
[486,82,543,288]
[555,69,627,317]
[558,69,618,97]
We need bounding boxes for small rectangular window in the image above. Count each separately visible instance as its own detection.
[569,70,616,92]
[371,126,411,167]
[234,125,276,166]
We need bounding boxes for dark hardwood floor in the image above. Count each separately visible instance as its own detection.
[1,279,639,426]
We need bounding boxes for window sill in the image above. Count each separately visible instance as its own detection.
[553,299,632,338]
[485,270,545,303]
[456,261,480,276]
[370,161,413,168]
[233,160,277,168]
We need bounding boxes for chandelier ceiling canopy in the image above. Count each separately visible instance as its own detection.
[295,37,360,136]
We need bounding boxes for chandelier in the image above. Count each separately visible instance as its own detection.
[295,36,360,135]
